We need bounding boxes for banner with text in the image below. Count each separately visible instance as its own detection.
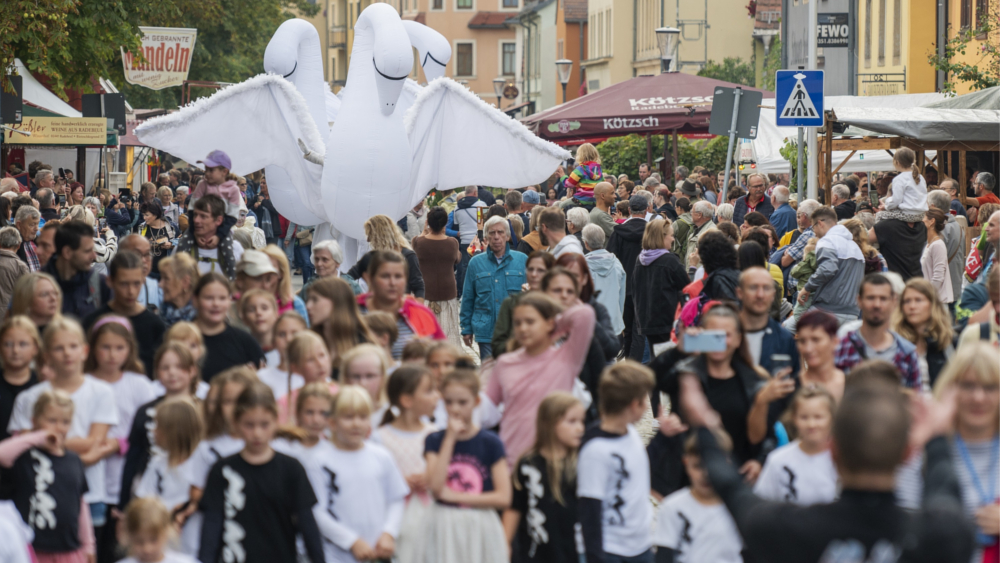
[121,27,198,90]
[3,117,109,145]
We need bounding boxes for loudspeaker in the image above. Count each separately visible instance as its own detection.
[1,76,23,124]
[82,93,126,135]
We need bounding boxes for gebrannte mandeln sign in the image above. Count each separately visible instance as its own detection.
[121,27,198,90]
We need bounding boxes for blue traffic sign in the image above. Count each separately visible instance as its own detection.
[775,70,824,127]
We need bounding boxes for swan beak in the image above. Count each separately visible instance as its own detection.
[375,71,406,116]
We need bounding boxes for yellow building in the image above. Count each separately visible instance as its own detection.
[943,0,998,94]
[582,0,756,92]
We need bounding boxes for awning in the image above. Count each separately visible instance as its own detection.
[923,86,999,110]
[521,73,773,145]
[831,107,1000,142]
[13,58,82,118]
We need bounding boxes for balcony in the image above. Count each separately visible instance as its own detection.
[330,25,347,49]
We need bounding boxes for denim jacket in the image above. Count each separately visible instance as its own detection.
[460,247,527,342]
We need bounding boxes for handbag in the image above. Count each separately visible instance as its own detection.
[295,227,314,246]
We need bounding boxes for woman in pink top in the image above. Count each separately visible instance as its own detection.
[485,287,595,465]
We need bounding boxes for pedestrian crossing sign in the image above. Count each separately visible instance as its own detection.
[775,70,824,127]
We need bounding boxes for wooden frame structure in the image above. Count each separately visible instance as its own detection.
[817,110,1000,206]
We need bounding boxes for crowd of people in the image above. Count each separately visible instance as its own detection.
[0,144,997,563]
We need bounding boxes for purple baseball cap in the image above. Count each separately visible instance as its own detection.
[199,150,232,170]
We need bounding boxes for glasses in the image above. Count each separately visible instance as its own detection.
[957,380,1000,395]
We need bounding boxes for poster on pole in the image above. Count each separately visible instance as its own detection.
[121,27,198,90]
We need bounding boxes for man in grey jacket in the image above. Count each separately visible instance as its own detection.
[799,206,863,325]
[927,189,965,310]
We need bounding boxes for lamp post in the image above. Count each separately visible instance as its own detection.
[493,78,506,108]
[655,27,680,73]
[555,59,573,104]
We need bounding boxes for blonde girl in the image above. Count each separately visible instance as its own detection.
[256,312,307,399]
[120,343,202,509]
[161,322,209,399]
[239,289,280,366]
[0,390,94,563]
[340,343,391,427]
[424,342,500,430]
[198,381,324,563]
[0,316,42,438]
[277,331,336,424]
[118,497,194,563]
[425,369,510,563]
[755,385,839,506]
[260,244,309,318]
[134,398,204,555]
[305,276,376,370]
[8,318,119,534]
[309,385,410,563]
[502,392,585,562]
[85,317,157,519]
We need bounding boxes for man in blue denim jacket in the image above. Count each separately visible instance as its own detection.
[460,215,527,360]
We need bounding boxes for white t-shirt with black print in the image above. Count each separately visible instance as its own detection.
[8,377,120,504]
[653,488,743,563]
[135,452,199,555]
[102,371,157,503]
[754,441,839,506]
[576,425,652,557]
[186,435,245,490]
[306,440,410,563]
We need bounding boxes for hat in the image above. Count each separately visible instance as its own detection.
[628,195,648,213]
[199,150,232,170]
[236,250,278,277]
[680,181,699,197]
[523,190,541,204]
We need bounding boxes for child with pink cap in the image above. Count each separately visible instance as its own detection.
[189,149,242,236]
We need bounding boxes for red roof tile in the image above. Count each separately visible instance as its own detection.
[468,11,511,28]
[563,0,587,22]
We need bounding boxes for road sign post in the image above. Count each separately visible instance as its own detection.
[776,70,824,201]
[709,86,763,203]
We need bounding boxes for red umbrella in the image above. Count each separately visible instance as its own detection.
[523,73,773,146]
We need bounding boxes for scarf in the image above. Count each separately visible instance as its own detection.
[639,249,669,266]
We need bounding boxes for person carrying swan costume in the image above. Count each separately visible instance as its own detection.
[136,4,568,270]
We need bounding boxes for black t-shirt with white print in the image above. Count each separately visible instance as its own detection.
[199,451,318,563]
[512,453,580,563]
[0,447,88,552]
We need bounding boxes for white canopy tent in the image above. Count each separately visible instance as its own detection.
[831,107,1000,142]
[14,58,82,117]
[753,92,946,174]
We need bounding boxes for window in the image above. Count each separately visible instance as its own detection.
[456,43,474,76]
[877,0,886,66]
[976,0,988,29]
[501,42,516,75]
[503,0,518,7]
[457,0,472,9]
[557,39,564,59]
[892,0,901,65]
[864,0,871,67]
[433,0,443,8]
[961,0,972,27]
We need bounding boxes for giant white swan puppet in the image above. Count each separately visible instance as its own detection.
[136,4,568,265]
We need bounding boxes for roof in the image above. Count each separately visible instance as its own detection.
[923,86,1000,110]
[832,107,1000,142]
[403,12,426,24]
[754,0,781,31]
[468,11,511,28]
[564,0,588,22]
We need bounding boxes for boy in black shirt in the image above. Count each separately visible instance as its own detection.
[677,369,975,563]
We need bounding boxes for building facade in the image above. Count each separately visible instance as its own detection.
[510,0,588,114]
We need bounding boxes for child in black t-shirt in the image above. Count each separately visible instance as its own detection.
[198,381,324,563]
[0,390,93,563]
[504,392,586,563]
[118,497,195,563]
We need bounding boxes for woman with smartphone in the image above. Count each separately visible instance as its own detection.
[137,199,175,279]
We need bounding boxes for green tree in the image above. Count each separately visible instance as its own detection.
[761,38,782,91]
[597,134,733,179]
[697,57,755,87]
[928,6,998,95]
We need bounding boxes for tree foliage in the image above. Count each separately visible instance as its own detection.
[598,134,733,178]
[697,57,756,87]
[928,7,998,95]
[760,38,782,91]
[779,136,807,193]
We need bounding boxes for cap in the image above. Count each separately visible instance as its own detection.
[236,250,278,277]
[628,195,647,213]
[680,181,699,197]
[198,150,232,171]
[523,190,541,204]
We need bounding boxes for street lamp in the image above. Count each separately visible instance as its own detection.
[555,59,573,103]
[493,78,506,108]
[656,27,680,73]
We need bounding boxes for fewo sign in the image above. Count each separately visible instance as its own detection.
[121,27,198,90]
[3,117,108,145]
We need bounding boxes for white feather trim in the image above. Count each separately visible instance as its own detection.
[404,77,570,160]
[136,74,327,157]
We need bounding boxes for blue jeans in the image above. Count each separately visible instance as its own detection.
[295,242,314,284]
[605,549,654,563]
[478,341,492,360]
[456,244,471,298]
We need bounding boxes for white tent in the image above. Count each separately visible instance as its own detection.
[14,58,82,118]
[832,107,1000,142]
[753,92,947,174]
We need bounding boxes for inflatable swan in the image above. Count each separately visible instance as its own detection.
[136,4,568,266]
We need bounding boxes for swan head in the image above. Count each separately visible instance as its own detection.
[372,47,413,115]
[264,19,318,79]
[400,21,451,83]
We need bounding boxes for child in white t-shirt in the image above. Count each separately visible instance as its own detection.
[654,430,743,563]
[577,362,655,562]
[754,385,839,506]
[118,497,196,563]
[878,147,928,223]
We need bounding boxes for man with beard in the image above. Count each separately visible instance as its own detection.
[737,267,799,378]
[733,173,774,226]
[833,274,920,390]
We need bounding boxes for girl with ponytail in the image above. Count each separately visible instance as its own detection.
[878,147,929,223]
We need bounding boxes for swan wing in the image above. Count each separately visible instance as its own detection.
[405,78,570,210]
[136,74,327,225]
